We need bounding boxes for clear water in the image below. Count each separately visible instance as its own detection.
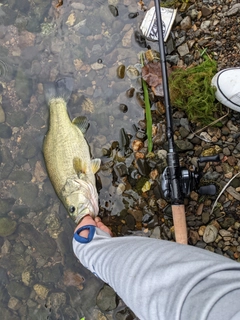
[0,0,155,318]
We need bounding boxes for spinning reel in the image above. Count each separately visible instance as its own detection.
[160,154,220,201]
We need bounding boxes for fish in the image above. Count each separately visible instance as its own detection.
[43,77,101,224]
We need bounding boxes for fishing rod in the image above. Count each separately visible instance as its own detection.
[153,0,219,244]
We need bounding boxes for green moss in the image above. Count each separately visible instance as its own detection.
[169,56,218,124]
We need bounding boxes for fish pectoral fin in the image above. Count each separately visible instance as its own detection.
[72,116,89,134]
[73,157,87,174]
[91,158,101,174]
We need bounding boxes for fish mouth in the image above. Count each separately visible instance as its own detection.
[71,180,99,224]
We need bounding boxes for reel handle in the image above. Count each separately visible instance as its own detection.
[198,155,220,163]
[198,185,217,195]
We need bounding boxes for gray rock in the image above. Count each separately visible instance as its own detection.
[97,284,117,311]
[203,225,218,243]
[177,43,189,56]
[179,126,190,138]
[175,139,194,151]
[166,54,179,65]
[175,36,186,47]
[200,20,211,31]
[0,123,12,138]
[188,9,198,20]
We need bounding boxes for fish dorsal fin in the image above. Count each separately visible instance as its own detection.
[73,157,87,174]
[72,116,89,134]
[91,158,101,174]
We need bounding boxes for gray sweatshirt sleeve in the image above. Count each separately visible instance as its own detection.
[72,225,240,320]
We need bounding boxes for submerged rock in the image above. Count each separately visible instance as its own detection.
[0,218,17,237]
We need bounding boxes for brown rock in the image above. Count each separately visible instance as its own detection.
[201,5,212,17]
[180,16,192,30]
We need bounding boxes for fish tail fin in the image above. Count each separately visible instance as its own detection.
[44,77,74,105]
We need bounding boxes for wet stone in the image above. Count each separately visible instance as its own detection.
[28,305,51,320]
[0,284,9,304]
[62,306,79,320]
[9,170,32,182]
[0,198,15,216]
[7,280,30,300]
[41,264,62,283]
[0,218,17,237]
[6,111,27,127]
[0,123,12,138]
[12,182,39,208]
[97,284,117,311]
[12,205,30,217]
[0,303,19,320]
[18,223,57,257]
[15,68,33,104]
[0,267,9,286]
[0,105,5,123]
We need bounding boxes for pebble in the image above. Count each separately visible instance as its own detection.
[203,225,218,243]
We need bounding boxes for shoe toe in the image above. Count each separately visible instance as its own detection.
[211,68,240,112]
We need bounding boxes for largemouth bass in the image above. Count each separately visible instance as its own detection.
[43,78,101,223]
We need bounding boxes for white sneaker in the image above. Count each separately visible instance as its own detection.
[211,68,240,112]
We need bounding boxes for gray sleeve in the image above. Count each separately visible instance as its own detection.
[73,226,240,320]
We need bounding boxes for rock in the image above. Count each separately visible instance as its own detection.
[0,105,5,122]
[150,226,161,239]
[226,186,240,201]
[203,225,218,243]
[0,218,17,237]
[189,230,199,245]
[97,285,117,311]
[0,123,12,138]
[7,281,30,300]
[200,20,211,31]
[8,297,21,311]
[177,43,189,56]
[33,284,49,300]
[17,223,57,257]
[175,139,194,151]
[180,16,192,30]
[201,5,212,17]
[122,28,133,47]
[0,198,15,216]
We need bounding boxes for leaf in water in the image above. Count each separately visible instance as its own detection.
[142,62,163,87]
[142,62,172,97]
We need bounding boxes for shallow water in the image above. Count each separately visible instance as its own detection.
[0,0,154,318]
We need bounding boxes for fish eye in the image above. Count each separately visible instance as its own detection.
[69,206,75,214]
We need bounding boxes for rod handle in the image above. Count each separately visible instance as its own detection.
[172,205,188,245]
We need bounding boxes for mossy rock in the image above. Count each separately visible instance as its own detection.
[0,218,17,237]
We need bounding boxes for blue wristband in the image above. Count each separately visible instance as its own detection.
[74,225,96,243]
